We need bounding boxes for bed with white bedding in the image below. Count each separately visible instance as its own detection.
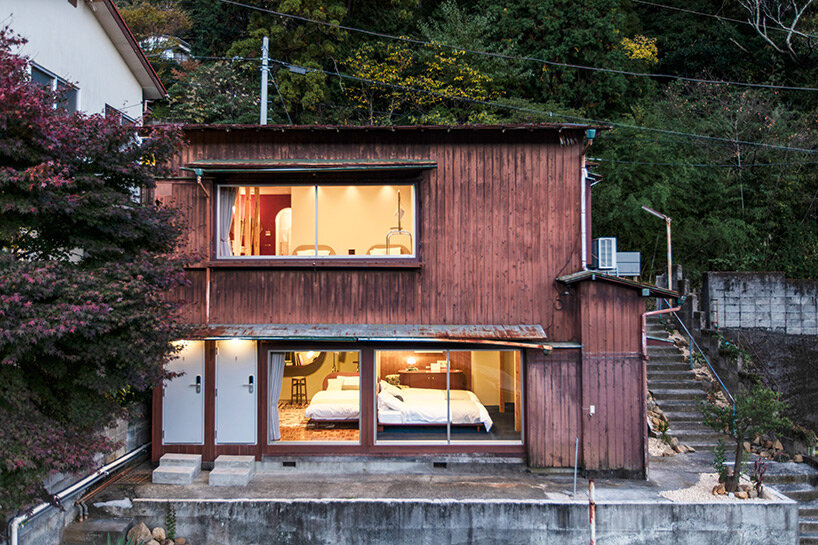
[378,383,493,432]
[304,389,360,421]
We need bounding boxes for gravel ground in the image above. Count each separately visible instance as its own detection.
[660,472,776,503]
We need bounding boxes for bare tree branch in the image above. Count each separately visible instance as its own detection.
[737,0,816,60]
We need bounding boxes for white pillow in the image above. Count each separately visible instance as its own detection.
[341,375,360,390]
[380,381,403,398]
[326,378,343,391]
[378,391,404,411]
[295,249,333,256]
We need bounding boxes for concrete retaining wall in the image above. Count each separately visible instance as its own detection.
[126,498,798,545]
[703,272,818,334]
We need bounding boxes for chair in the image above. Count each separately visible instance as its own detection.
[291,377,307,404]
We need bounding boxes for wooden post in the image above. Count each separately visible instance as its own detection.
[253,187,261,255]
[242,188,251,255]
[514,351,521,432]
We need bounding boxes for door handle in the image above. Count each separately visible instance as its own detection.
[243,375,254,394]
[190,375,202,394]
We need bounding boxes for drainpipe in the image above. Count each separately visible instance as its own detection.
[581,157,588,270]
[7,443,149,545]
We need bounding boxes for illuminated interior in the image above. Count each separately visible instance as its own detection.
[218,185,415,258]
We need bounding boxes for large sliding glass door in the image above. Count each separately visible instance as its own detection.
[374,349,523,445]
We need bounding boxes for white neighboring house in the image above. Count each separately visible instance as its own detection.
[3,0,165,122]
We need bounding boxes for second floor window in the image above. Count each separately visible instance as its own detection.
[217,184,415,259]
[30,64,78,113]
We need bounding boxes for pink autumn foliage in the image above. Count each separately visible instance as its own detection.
[0,27,191,514]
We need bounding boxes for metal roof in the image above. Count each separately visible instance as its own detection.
[183,158,437,174]
[190,324,549,349]
[557,270,679,298]
[174,123,606,132]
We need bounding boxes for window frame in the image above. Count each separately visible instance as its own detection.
[212,179,421,268]
[30,63,79,113]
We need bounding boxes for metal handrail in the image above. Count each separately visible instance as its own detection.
[662,299,736,415]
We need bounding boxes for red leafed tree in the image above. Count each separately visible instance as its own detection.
[0,28,188,513]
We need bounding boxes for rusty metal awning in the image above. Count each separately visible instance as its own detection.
[182,158,437,174]
[557,270,679,299]
[191,324,550,351]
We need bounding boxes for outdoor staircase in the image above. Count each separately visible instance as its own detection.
[765,462,818,545]
[645,315,721,451]
[61,517,133,545]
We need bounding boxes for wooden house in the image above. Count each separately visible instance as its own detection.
[152,124,676,478]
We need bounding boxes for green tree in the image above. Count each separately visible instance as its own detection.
[702,384,790,492]
[0,30,187,512]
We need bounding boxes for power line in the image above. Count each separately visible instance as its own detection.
[591,157,818,167]
[154,52,818,155]
[631,0,818,39]
[266,56,818,155]
[216,0,818,92]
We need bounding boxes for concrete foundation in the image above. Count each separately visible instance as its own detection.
[123,497,797,545]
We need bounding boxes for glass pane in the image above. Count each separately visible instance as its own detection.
[218,186,314,257]
[30,65,53,87]
[375,350,448,442]
[449,351,523,443]
[316,185,414,257]
[270,351,360,443]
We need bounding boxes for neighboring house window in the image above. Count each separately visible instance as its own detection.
[216,184,416,259]
[105,104,136,126]
[30,64,78,113]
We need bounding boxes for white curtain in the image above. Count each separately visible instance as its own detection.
[219,187,238,257]
[268,352,286,441]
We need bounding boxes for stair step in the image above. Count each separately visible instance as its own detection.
[800,501,818,518]
[649,380,705,390]
[673,430,723,443]
[800,531,818,545]
[776,483,818,502]
[667,420,711,431]
[648,370,696,380]
[209,466,254,486]
[657,400,705,411]
[159,453,202,468]
[152,464,200,485]
[647,364,691,373]
[801,520,818,534]
[663,410,704,421]
[61,518,133,545]
[214,455,256,469]
[651,389,707,401]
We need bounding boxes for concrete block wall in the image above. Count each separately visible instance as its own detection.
[704,272,818,335]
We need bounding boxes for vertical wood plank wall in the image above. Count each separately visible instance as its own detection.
[579,281,646,475]
[157,128,584,342]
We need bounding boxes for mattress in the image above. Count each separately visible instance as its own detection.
[304,390,360,421]
[379,387,494,431]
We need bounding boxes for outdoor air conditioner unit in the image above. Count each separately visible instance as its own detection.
[592,237,617,270]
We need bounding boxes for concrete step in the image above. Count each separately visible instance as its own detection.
[152,464,200,485]
[214,455,256,469]
[766,466,818,486]
[800,531,818,545]
[673,430,723,443]
[657,400,705,411]
[663,410,704,422]
[801,501,818,518]
[61,517,132,545]
[210,466,254,486]
[648,380,705,390]
[648,370,696,381]
[800,520,818,534]
[159,453,202,468]
[647,344,683,352]
[651,389,707,401]
[776,483,818,502]
[667,420,712,431]
[647,363,690,372]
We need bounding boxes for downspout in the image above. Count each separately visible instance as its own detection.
[8,443,149,545]
[581,157,588,270]
[193,168,211,324]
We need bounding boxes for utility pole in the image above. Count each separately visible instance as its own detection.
[641,205,673,291]
[260,36,269,125]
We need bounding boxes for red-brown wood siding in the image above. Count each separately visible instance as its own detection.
[526,348,582,468]
[579,281,646,474]
[160,129,584,341]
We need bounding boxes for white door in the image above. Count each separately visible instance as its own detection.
[163,341,205,444]
[215,340,258,444]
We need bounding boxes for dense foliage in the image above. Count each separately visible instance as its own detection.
[115,0,818,282]
[0,30,187,513]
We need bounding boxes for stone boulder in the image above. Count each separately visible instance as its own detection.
[127,523,152,544]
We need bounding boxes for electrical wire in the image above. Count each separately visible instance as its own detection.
[216,0,818,92]
[151,52,818,155]
[631,0,818,39]
[590,157,818,167]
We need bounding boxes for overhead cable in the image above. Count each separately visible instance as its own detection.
[216,0,818,92]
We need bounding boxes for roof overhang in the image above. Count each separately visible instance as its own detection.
[557,270,679,299]
[190,324,551,352]
[89,0,166,99]
[183,159,438,175]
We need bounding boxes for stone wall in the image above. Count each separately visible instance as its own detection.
[703,272,818,334]
[120,497,797,545]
